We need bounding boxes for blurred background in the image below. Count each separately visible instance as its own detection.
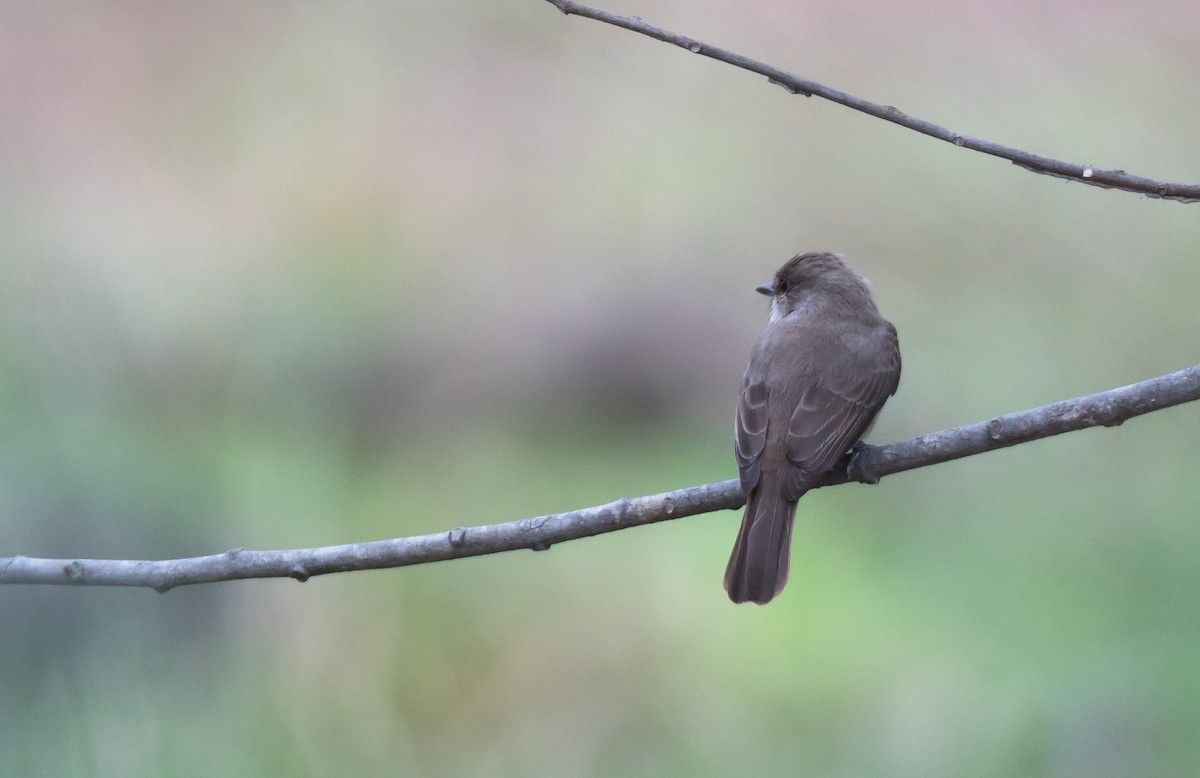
[2,0,1199,775]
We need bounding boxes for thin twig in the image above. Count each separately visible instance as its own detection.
[545,0,1200,203]
[2,364,1197,590]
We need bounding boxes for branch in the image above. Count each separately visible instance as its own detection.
[2,365,1198,590]
[545,0,1200,203]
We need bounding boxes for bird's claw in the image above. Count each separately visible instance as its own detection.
[846,442,881,485]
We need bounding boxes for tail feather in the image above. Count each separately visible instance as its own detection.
[724,488,798,605]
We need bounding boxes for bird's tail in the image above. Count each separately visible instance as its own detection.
[724,488,798,605]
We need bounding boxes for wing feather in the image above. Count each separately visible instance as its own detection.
[782,324,900,499]
[734,379,769,493]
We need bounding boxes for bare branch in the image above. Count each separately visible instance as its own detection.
[545,0,1200,203]
[2,365,1197,590]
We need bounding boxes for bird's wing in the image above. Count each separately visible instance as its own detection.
[782,324,900,500]
[734,377,769,494]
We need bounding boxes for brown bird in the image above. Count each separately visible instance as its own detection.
[725,252,901,605]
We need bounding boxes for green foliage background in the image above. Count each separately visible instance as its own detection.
[2,1,1199,775]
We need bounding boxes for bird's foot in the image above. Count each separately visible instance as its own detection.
[846,442,881,485]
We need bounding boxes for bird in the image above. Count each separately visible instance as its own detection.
[725,252,901,605]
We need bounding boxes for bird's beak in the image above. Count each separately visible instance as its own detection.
[755,281,776,296]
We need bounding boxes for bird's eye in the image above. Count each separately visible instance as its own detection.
[777,279,789,293]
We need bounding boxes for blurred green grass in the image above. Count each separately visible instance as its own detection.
[2,1,1200,776]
